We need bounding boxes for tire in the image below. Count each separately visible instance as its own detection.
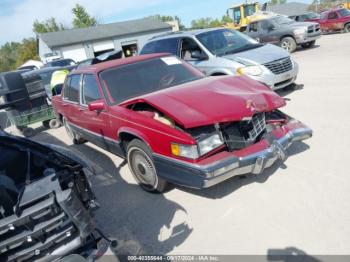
[21,127,34,137]
[126,139,170,193]
[63,117,86,144]
[301,40,315,49]
[344,23,350,33]
[49,118,61,129]
[280,37,297,53]
[42,120,50,129]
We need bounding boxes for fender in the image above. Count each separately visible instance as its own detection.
[118,127,154,150]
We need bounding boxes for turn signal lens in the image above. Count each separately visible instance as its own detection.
[171,143,199,159]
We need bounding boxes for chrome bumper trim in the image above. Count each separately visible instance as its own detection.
[202,127,312,188]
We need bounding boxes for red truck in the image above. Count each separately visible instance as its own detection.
[52,53,312,193]
[317,8,350,33]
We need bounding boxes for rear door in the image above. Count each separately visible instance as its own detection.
[62,74,81,127]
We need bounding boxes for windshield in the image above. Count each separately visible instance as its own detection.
[339,8,350,17]
[271,16,294,24]
[307,12,319,19]
[196,29,261,56]
[100,56,203,105]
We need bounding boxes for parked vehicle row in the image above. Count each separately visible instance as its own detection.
[290,8,350,33]
[245,15,321,52]
[141,28,298,90]
[52,54,312,193]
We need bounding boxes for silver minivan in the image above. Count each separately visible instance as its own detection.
[140,28,298,90]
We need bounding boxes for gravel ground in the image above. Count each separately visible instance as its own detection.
[6,33,350,259]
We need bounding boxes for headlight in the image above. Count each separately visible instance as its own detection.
[197,133,224,156]
[171,133,224,159]
[237,65,263,76]
[293,28,307,35]
[171,143,199,159]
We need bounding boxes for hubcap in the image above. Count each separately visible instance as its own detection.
[129,148,157,189]
[281,40,291,51]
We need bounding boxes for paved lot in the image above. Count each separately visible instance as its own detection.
[7,33,350,257]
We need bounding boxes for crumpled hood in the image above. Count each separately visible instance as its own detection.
[129,76,286,129]
[223,44,290,65]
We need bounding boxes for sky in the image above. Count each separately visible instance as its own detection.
[0,0,311,45]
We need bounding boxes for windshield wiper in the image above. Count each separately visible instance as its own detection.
[221,43,263,55]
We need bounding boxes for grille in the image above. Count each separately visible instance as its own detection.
[221,113,266,151]
[247,113,266,141]
[0,194,79,262]
[264,57,293,75]
[308,24,320,34]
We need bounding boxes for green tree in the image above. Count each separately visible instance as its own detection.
[15,38,39,67]
[0,42,21,72]
[72,4,97,28]
[33,17,66,34]
[149,14,185,30]
[0,38,38,72]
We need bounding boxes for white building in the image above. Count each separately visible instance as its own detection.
[38,18,176,63]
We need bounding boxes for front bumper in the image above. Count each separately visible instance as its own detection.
[295,33,321,44]
[153,122,312,189]
[251,60,299,91]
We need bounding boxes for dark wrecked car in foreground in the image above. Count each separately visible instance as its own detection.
[0,131,109,261]
[52,54,312,193]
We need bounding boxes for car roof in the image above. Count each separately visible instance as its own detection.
[71,53,170,74]
[148,27,228,41]
[321,8,343,14]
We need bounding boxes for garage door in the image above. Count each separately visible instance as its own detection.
[61,44,87,62]
[93,41,114,52]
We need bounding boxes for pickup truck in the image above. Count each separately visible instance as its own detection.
[52,54,312,193]
[316,8,350,33]
[245,15,321,53]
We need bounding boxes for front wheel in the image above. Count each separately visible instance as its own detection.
[280,37,297,53]
[127,139,170,193]
[301,40,315,49]
[344,23,350,33]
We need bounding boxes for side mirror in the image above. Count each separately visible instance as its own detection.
[191,50,207,60]
[88,100,105,112]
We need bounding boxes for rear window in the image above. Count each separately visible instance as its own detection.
[64,74,80,102]
[99,56,203,105]
[141,38,180,55]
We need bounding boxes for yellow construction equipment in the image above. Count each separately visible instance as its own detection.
[341,1,350,9]
[226,2,259,31]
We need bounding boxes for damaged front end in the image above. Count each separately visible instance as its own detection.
[0,132,104,261]
[151,109,312,189]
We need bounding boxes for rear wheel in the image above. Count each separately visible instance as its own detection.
[301,40,315,49]
[49,118,61,129]
[127,139,170,193]
[344,23,350,33]
[63,117,85,144]
[280,37,297,53]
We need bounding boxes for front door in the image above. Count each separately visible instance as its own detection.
[77,74,117,152]
[179,37,211,74]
